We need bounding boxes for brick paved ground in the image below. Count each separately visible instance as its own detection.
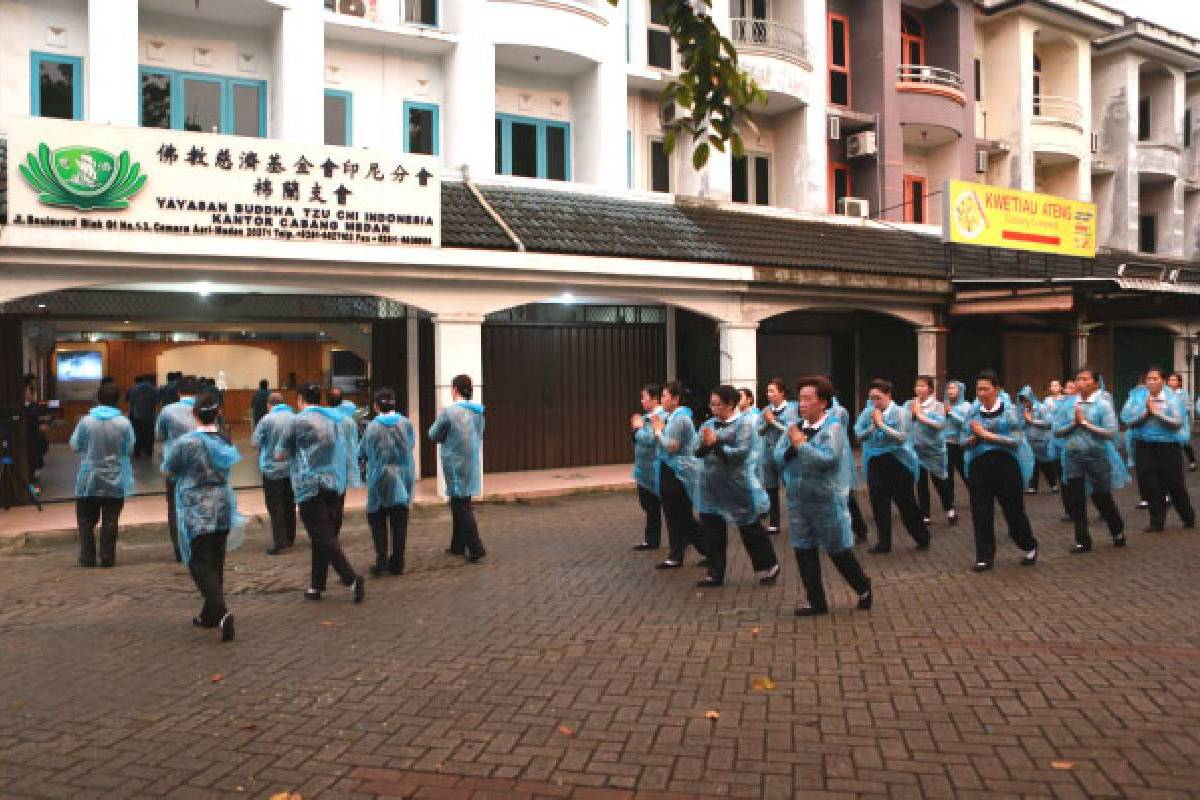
[1,478,1199,799]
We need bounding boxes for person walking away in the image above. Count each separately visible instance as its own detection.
[909,376,955,526]
[831,394,869,542]
[854,379,931,554]
[275,383,364,602]
[125,375,158,458]
[156,376,200,563]
[1166,372,1196,471]
[1018,386,1060,494]
[428,374,487,563]
[161,389,245,642]
[250,379,271,430]
[963,370,1039,572]
[70,382,135,567]
[776,376,873,616]
[630,383,667,551]
[21,382,50,499]
[693,385,780,588]
[649,381,707,568]
[359,387,415,576]
[326,387,362,536]
[1122,366,1195,533]
[252,392,297,555]
[757,378,798,534]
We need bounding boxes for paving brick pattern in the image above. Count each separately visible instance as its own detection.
[1,479,1199,799]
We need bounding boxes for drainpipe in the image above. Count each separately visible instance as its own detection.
[461,165,525,252]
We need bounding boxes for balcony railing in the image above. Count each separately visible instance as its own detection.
[897,64,964,92]
[730,18,808,63]
[1032,95,1083,125]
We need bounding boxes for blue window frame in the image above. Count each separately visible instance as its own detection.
[324,89,353,146]
[31,52,83,120]
[403,101,440,155]
[495,113,571,181]
[138,66,266,137]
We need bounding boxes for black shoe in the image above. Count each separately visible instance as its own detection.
[631,542,658,551]
[1190,463,1197,472]
[192,615,216,628]
[794,605,828,617]
[946,510,958,526]
[351,576,365,603]
[304,589,322,601]
[1050,485,1060,494]
[466,550,487,563]
[695,576,722,588]
[1070,543,1092,554]
[388,562,404,576]
[867,544,891,555]
[445,548,463,556]
[1136,501,1150,510]
[1024,488,1037,495]
[857,582,873,611]
[759,564,781,586]
[1020,548,1038,566]
[219,613,235,643]
[1112,533,1127,548]
[764,526,780,535]
[655,559,681,569]
[369,563,387,578]
[972,561,993,572]
[1060,515,1074,523]
[922,517,932,525]
[265,546,286,556]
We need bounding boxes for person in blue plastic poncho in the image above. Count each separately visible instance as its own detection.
[757,378,799,535]
[428,374,487,562]
[275,383,364,603]
[326,387,363,537]
[359,387,416,577]
[629,383,668,551]
[1017,386,1060,494]
[963,370,1039,572]
[942,379,971,486]
[1167,372,1197,471]
[649,380,707,569]
[908,376,956,526]
[161,389,245,643]
[776,376,873,616]
[156,375,200,563]
[252,391,296,555]
[1055,368,1128,551]
[693,385,779,588]
[1122,366,1194,533]
[1052,378,1082,522]
[737,387,757,416]
[829,395,869,542]
[69,382,135,568]
[853,378,931,554]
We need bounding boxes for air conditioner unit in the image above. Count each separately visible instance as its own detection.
[846,131,877,158]
[828,114,841,141]
[838,197,870,218]
[660,101,679,127]
[1090,132,1100,154]
[976,150,989,174]
[336,0,369,17]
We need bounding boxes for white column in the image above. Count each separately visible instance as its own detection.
[87,0,139,125]
[432,314,484,495]
[442,0,495,178]
[406,313,421,472]
[718,321,758,390]
[573,58,628,189]
[665,306,677,381]
[1067,328,1090,374]
[916,326,947,387]
[1174,334,1194,396]
[272,0,324,143]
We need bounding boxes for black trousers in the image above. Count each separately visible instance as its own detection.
[332,490,346,535]
[917,467,955,519]
[700,513,777,583]
[131,417,155,458]
[1064,478,1123,548]
[263,476,297,549]
[848,491,868,539]
[299,489,357,591]
[794,546,870,612]
[764,485,782,530]
[637,486,663,547]
[1135,440,1195,528]
[1184,443,1196,466]
[449,496,486,558]
[967,451,1038,564]
[1028,460,1060,491]
[368,504,409,571]
[77,496,124,566]
[189,530,229,625]
[165,477,182,563]
[658,463,705,562]
[947,443,967,484]
[867,454,930,549]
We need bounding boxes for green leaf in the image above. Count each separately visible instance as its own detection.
[692,142,710,170]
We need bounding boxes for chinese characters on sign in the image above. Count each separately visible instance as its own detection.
[943,179,1095,258]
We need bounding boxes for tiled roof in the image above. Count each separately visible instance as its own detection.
[440,180,516,251]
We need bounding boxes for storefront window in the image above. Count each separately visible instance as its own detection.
[404,101,439,155]
[31,52,83,120]
[495,114,571,181]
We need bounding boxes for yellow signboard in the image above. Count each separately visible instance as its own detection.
[943,180,1096,258]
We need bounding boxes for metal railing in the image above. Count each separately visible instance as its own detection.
[896,64,964,92]
[729,17,809,62]
[1032,94,1083,125]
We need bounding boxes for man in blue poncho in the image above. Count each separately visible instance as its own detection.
[630,383,667,551]
[276,383,365,603]
[909,376,956,526]
[70,382,135,568]
[1057,368,1128,550]
[162,389,244,642]
[251,391,296,555]
[326,387,363,536]
[1122,366,1194,533]
[942,379,971,486]
[693,385,780,588]
[156,376,200,563]
[853,378,931,554]
[758,378,798,535]
[428,374,487,562]
[649,381,707,569]
[359,387,415,576]
[1167,372,1196,471]
[776,376,873,616]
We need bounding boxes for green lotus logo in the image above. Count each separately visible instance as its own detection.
[19,143,147,210]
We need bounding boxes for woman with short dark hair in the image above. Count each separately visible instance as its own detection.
[429,374,487,562]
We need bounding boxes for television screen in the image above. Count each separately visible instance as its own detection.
[57,351,103,381]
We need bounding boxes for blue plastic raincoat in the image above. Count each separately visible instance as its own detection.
[333,403,363,489]
[275,405,348,503]
[632,407,667,493]
[428,401,485,498]
[1017,386,1054,463]
[907,397,948,479]
[942,381,971,446]
[830,397,860,489]
[1053,391,1129,493]
[251,404,294,481]
[695,412,769,526]
[69,406,135,498]
[963,398,1035,486]
[162,430,245,565]
[774,412,856,553]
[655,406,700,503]
[853,401,920,482]
[757,400,799,490]
[358,412,416,512]
[1122,387,1187,445]
[156,397,197,448]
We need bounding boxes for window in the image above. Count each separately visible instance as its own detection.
[649,139,671,193]
[1032,53,1042,115]
[1185,107,1192,148]
[404,0,438,26]
[404,101,439,155]
[495,114,571,180]
[1139,214,1156,253]
[732,154,770,205]
[974,58,982,102]
[828,13,850,107]
[31,52,82,120]
[647,1,673,70]
[900,11,924,66]
[829,161,851,213]
[731,0,769,43]
[1138,97,1150,141]
[904,175,926,223]
[138,67,266,137]
[324,90,352,146]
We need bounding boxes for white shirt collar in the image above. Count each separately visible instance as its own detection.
[982,399,1002,413]
[769,401,787,413]
[724,411,743,425]
[804,412,829,429]
[196,424,220,433]
[1084,390,1101,403]
[919,396,936,410]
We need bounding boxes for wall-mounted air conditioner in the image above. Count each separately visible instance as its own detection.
[846,131,877,158]
[976,150,989,173]
[1090,132,1100,153]
[838,197,869,218]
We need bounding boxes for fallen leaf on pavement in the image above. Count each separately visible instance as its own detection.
[210,673,224,683]
[704,710,720,720]
[751,627,761,635]
[1051,760,1074,770]
[557,725,575,736]
[320,621,335,627]
[751,676,776,691]
[269,792,302,800]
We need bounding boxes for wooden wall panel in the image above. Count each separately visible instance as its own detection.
[1001,333,1065,399]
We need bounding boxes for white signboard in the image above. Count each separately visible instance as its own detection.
[4,116,440,248]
